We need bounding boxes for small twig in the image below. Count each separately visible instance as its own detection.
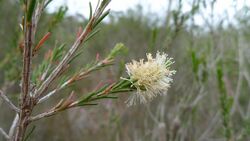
[231,36,244,117]
[33,18,95,99]
[0,90,20,113]
[31,99,80,122]
[198,111,220,141]
[37,80,69,104]
[9,114,19,138]
[29,110,57,122]
[40,63,51,81]
[34,2,110,100]
[0,127,9,139]
[38,59,110,104]
[146,104,159,124]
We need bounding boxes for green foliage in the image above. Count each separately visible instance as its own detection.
[1,0,250,141]
[32,43,65,85]
[88,2,93,20]
[244,118,250,135]
[32,59,49,85]
[27,0,37,22]
[191,50,199,79]
[217,63,233,140]
[49,6,68,31]
[190,49,208,83]
[77,79,134,106]
[107,43,128,60]
[51,43,65,62]
[148,27,158,52]
[84,28,101,42]
[93,10,110,28]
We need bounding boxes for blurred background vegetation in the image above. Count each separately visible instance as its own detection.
[0,0,250,141]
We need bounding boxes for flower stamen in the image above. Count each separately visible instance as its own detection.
[125,52,176,106]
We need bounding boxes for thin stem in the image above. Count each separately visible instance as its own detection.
[34,18,95,99]
[38,60,109,104]
[29,110,58,122]
[9,114,19,139]
[14,9,35,141]
[198,111,220,141]
[21,22,32,101]
[37,81,69,104]
[40,63,51,82]
[33,1,45,38]
[231,36,244,116]
[0,90,20,113]
[0,127,9,140]
[34,1,111,99]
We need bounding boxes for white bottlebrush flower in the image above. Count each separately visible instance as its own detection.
[125,52,176,106]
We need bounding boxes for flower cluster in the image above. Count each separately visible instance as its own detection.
[125,52,176,106]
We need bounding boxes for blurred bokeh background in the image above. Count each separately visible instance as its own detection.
[1,0,250,140]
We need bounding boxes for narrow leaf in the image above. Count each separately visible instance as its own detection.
[93,9,110,28]
[27,0,37,22]
[84,28,101,42]
[89,2,93,20]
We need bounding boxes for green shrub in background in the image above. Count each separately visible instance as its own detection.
[0,0,250,141]
[0,0,175,141]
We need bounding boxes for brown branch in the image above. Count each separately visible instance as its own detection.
[13,1,111,140]
[21,22,33,100]
[34,18,94,99]
[33,0,111,100]
[15,13,35,141]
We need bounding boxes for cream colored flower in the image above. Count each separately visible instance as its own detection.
[125,52,176,106]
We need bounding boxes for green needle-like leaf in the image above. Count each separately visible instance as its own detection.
[27,0,37,22]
